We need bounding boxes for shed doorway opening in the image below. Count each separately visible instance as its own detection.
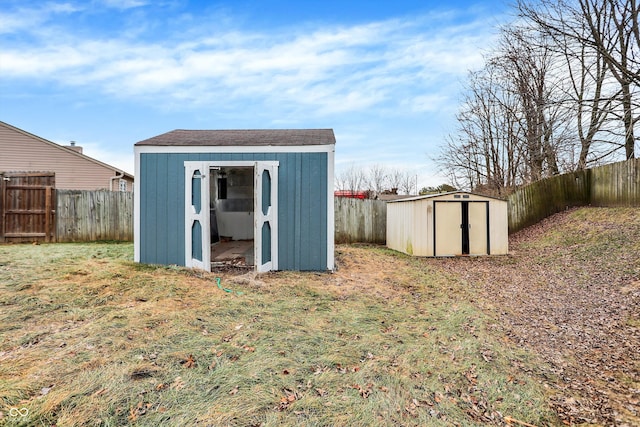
[210,166,255,268]
[185,161,278,272]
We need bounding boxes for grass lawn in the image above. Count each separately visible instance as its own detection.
[0,242,556,426]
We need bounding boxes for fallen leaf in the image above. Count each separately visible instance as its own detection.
[128,401,147,422]
[350,384,373,398]
[181,354,197,368]
[276,392,297,411]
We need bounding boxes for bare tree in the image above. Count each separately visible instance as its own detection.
[366,164,388,196]
[518,0,639,159]
[398,171,417,195]
[439,1,634,191]
[438,25,568,192]
[386,168,404,193]
[492,26,568,181]
[557,20,613,169]
[335,164,367,192]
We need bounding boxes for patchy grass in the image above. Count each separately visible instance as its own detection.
[0,242,556,426]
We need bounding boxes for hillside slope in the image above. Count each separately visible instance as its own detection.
[433,207,640,426]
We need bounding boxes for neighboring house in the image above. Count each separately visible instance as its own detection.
[134,128,336,272]
[0,121,134,191]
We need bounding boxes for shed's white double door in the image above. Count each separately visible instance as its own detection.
[184,161,278,272]
[434,201,488,256]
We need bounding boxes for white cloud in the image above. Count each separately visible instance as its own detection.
[0,3,81,34]
[0,8,497,119]
[101,0,148,9]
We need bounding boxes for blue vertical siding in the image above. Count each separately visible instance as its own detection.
[138,151,329,270]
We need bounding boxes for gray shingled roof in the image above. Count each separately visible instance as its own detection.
[135,129,336,146]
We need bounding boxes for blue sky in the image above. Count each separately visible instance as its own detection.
[0,0,511,189]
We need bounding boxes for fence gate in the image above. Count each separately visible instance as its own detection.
[0,172,56,243]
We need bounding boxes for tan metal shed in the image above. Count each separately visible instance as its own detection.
[386,191,508,256]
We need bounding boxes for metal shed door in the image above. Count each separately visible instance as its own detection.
[434,201,488,256]
[254,162,278,272]
[434,202,462,256]
[185,164,211,271]
[468,202,488,255]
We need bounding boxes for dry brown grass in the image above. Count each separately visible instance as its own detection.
[0,242,555,426]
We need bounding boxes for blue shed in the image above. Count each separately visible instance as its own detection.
[134,129,335,272]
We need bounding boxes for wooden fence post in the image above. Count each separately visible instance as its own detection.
[45,186,52,242]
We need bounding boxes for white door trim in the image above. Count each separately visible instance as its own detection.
[184,163,211,270]
[184,160,279,272]
[254,162,279,272]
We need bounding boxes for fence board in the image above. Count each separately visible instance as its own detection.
[56,190,133,242]
[334,197,386,244]
[508,158,640,233]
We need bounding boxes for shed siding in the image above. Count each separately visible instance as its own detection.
[139,152,328,270]
[0,124,132,191]
[489,200,509,254]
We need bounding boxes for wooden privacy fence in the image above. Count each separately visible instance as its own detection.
[590,158,640,206]
[5,159,637,244]
[56,190,133,242]
[0,172,56,243]
[334,197,387,244]
[508,158,640,233]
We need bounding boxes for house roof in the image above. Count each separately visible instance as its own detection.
[385,191,507,203]
[0,121,134,180]
[135,129,336,146]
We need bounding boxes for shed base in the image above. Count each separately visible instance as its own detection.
[211,240,254,268]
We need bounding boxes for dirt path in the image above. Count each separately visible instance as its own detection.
[429,208,640,426]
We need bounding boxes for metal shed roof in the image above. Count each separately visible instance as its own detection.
[135,129,336,146]
[385,191,507,203]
